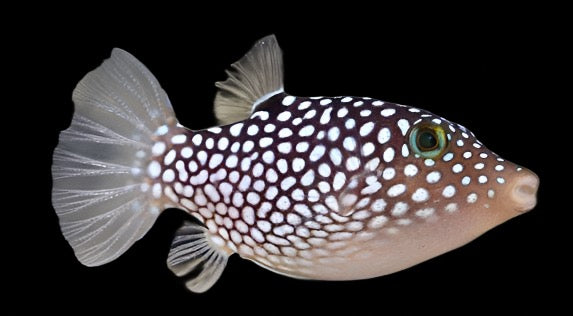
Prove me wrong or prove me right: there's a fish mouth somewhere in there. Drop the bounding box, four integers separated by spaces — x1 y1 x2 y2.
510 170 539 214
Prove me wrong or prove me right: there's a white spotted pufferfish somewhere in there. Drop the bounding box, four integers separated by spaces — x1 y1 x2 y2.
52 35 539 293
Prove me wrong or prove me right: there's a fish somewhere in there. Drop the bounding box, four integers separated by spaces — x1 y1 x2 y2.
52 35 539 293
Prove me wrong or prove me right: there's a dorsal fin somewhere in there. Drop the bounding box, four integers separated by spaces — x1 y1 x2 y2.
214 35 284 125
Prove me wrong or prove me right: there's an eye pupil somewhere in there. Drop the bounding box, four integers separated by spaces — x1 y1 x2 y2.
417 130 438 151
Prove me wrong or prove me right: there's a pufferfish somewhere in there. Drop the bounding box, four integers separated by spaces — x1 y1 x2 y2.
52 35 539 293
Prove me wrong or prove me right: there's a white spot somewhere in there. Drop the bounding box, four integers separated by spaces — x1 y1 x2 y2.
152 142 166 156
337 107 349 118
333 172 346 191
416 208 435 218
242 206 255 225
276 196 291 210
225 155 238 168
216 138 228 151
445 203 458 213
424 159 435 167
172 134 186 144
247 125 259 136
345 119 356 129
353 101 364 107
478 175 488 184
278 142 292 154
442 185 456 198
360 109 371 117
242 140 254 152
320 99 332 105
373 100 384 106
251 111 269 121
282 95 296 106
318 163 331 177
208 126 222 134
262 151 275 164
310 145 326 161
240 157 251 171
252 163 264 177
281 177 297 190
461 176 471 186
180 147 193 159
383 147 395 162
391 202 409 216
381 108 396 117
362 142 375 156
442 153 454 162
264 124 276 133
188 160 198 172
467 193 478 203
382 168 396 180
298 100 312 110
301 170 315 186
452 164 463 173
304 109 317 119
404 164 418 177
474 163 485 170
495 164 505 171
147 161 161 178
278 128 293 138
426 171 441 184
192 134 203 145
259 137 273 148
456 139 464 147
388 184 406 197
320 108 333 125
371 199 387 212
209 154 224 169
463 151 472 159
276 159 288 173
401 144 410 157
341 97 353 103
345 157 360 171
250 228 265 243
366 157 380 171
397 119 410 135
359 122 375 137
231 142 240 153
328 127 340 141
229 123 244 137
488 189 495 198
232 192 244 207
368 215 388 229
377 128 391 144
296 142 309 152
473 143 482 149
330 148 342 165
432 118 442 124
497 177 506 184
343 137 357 151
156 125 168 136
278 111 291 122
164 150 176 165
412 188 430 202
197 151 208 165
292 158 305 172
162 169 175 182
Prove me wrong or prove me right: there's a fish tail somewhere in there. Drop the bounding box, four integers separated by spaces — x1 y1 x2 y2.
52 49 176 267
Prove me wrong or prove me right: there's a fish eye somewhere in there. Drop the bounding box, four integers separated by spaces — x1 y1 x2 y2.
409 124 448 159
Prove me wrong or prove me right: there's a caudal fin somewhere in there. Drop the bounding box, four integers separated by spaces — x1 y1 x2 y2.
52 49 176 266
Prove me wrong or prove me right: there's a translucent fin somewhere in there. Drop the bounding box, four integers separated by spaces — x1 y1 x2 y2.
167 222 230 293
214 34 284 125
52 49 177 266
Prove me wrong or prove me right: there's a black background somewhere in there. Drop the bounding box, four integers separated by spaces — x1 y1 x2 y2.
12 9 567 314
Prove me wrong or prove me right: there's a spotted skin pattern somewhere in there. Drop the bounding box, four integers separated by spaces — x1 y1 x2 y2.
146 93 520 278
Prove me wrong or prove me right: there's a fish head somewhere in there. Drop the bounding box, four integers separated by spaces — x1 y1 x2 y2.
370 105 539 247
333 104 540 279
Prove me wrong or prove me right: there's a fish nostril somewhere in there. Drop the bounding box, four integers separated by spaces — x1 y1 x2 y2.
510 171 539 212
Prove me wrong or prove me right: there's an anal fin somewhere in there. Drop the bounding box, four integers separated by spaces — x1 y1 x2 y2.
167 222 231 293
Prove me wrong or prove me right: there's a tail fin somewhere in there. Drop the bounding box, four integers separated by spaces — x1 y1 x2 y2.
52 49 176 266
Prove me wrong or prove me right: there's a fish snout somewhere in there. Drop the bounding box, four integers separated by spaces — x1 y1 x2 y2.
509 169 539 213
